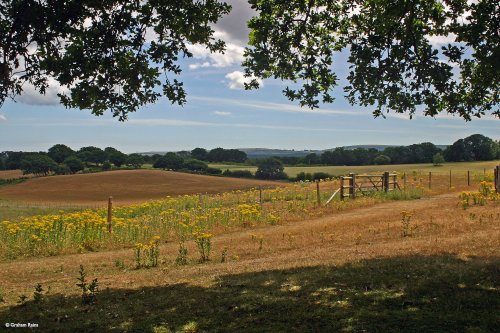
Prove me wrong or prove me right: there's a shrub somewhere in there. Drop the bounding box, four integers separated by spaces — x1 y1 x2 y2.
205 167 222 175
183 159 208 172
101 161 112 171
227 170 254 178
433 153 445 166
312 172 332 180
295 172 313 181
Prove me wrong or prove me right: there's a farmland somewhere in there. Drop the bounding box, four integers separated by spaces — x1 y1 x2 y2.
211 160 500 177
0 170 280 206
0 163 499 332
0 170 24 180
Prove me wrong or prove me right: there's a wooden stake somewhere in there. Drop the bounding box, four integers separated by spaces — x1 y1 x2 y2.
428 172 432 189
449 170 452 188
467 170 470 186
495 166 500 193
350 173 356 199
340 177 345 201
259 185 263 210
383 172 389 192
316 180 321 206
107 196 113 233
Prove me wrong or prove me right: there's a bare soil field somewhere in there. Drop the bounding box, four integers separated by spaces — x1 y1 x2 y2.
0 170 281 205
0 192 498 332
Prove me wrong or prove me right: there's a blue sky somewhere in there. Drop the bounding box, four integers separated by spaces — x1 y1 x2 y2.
1 1 498 154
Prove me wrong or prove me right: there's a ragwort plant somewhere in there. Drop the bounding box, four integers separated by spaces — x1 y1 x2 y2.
193 231 212 262
33 283 44 304
134 236 161 268
76 265 99 305
401 210 413 237
459 181 498 209
175 241 188 265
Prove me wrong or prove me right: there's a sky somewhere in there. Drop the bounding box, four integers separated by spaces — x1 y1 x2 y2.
0 1 499 154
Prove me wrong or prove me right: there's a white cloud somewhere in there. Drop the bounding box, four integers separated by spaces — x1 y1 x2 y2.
188 36 245 69
191 95 362 116
213 111 232 116
16 77 67 106
188 62 211 70
426 33 458 46
225 71 262 90
0 114 6 122
123 117 398 133
127 119 213 126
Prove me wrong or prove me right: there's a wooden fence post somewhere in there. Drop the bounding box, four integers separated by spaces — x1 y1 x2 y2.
107 196 113 233
259 185 263 209
350 173 356 199
467 170 470 186
316 180 321 206
403 172 406 189
449 170 452 189
340 177 345 201
383 172 389 192
495 166 500 193
428 172 432 189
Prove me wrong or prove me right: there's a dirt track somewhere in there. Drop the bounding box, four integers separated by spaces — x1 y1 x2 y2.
0 170 281 205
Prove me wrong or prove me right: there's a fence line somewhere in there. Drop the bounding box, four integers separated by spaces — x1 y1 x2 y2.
1 168 498 213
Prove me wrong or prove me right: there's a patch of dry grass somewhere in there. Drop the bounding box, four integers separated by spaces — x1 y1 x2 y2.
0 170 25 180
0 191 498 331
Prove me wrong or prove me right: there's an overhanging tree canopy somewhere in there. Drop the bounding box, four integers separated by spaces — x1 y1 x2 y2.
243 0 499 120
1 1 498 121
0 0 230 120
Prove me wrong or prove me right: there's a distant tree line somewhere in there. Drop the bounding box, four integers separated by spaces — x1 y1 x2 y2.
189 147 247 163
151 152 221 175
0 145 149 176
251 135 500 167
0 145 251 177
0 135 498 178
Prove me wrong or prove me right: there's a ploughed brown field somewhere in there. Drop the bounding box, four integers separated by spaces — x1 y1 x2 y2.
0 170 281 205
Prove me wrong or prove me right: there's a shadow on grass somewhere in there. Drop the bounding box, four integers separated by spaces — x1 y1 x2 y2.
1 255 498 332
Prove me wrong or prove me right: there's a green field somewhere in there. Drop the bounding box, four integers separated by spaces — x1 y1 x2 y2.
211 160 500 177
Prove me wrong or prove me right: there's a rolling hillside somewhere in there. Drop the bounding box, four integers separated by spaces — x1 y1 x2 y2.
0 170 280 205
